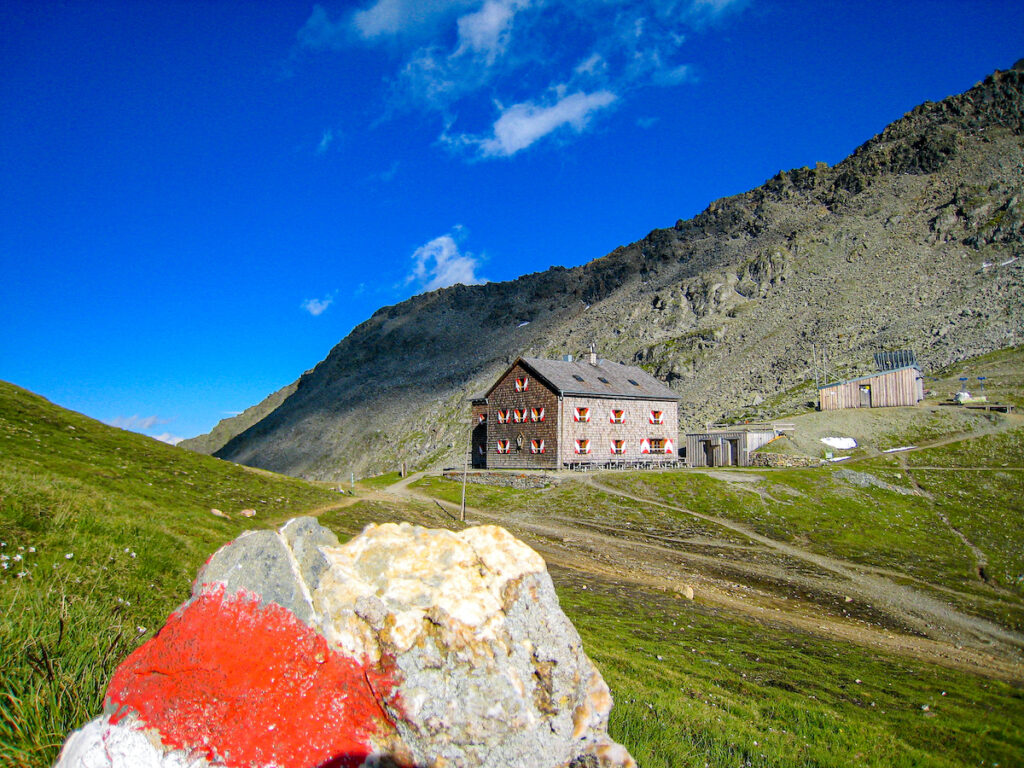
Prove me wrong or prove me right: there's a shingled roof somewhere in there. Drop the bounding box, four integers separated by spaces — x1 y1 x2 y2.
490 356 679 401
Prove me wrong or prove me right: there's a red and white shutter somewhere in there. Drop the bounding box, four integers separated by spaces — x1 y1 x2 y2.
664 438 674 455
640 438 651 454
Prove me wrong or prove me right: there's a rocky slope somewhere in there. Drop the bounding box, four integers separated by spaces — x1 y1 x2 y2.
198 62 1024 480
179 381 297 455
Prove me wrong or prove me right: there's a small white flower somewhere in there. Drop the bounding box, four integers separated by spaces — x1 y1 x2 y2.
117 597 124 604
124 548 130 553
136 626 146 634
1 554 8 562
2 562 8 570
16 571 27 578
130 552 136 558
12 554 22 562
64 553 73 560
28 547 35 553
18 546 24 552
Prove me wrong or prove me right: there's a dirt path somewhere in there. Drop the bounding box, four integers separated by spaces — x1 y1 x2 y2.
585 477 1024 651
381 474 1024 683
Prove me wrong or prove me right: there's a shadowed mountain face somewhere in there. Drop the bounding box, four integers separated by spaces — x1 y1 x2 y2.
197 64 1024 481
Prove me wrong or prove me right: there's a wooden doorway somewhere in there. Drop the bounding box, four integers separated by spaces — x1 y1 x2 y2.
702 440 715 467
725 438 740 466
859 384 872 408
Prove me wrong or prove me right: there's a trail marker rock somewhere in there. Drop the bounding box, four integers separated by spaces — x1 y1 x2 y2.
55 518 635 768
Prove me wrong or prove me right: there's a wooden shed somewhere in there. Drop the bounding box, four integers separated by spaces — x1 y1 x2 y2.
818 366 924 411
685 424 790 468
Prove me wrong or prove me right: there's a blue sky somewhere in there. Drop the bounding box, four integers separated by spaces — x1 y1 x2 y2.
2 1 1022 444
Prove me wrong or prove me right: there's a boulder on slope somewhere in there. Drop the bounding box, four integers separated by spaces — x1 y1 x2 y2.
55 518 635 768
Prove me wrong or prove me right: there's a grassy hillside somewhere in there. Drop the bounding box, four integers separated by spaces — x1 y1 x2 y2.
0 381 342 766
3 378 1023 768
409 427 1024 765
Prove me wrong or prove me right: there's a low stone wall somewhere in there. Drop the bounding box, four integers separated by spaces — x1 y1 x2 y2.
442 470 555 489
749 452 823 468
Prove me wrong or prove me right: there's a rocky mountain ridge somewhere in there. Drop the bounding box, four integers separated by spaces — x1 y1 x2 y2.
188 62 1024 480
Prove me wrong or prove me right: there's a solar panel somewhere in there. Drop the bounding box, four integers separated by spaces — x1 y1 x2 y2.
874 350 918 371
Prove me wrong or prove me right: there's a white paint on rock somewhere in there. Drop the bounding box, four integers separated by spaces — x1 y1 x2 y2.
54 714 209 768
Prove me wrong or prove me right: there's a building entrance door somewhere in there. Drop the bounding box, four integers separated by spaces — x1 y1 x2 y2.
703 441 715 467
859 385 872 408
726 438 740 466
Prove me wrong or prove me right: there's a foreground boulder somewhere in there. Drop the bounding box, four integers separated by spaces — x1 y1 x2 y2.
55 518 635 768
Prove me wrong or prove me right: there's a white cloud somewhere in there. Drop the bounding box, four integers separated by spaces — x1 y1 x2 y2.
316 129 335 154
407 230 485 291
352 0 476 39
691 0 747 15
653 63 693 86
455 0 527 63
377 160 400 182
574 53 606 78
107 414 169 430
153 433 185 446
296 1 747 158
455 89 616 158
301 294 335 316
297 4 349 50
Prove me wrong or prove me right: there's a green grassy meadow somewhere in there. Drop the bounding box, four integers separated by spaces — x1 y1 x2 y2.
0 382 342 766
2 378 1024 767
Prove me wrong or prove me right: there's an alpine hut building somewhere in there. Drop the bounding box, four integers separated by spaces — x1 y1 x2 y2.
472 349 680 469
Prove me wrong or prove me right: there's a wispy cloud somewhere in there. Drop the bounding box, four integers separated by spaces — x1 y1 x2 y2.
316 128 336 154
296 4 349 50
353 0 476 40
691 0 748 16
297 1 748 158
450 89 617 158
407 228 486 292
107 414 170 430
153 432 185 446
373 159 400 182
301 293 336 316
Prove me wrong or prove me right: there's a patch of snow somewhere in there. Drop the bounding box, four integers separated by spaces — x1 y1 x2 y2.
516 321 530 328
828 456 853 462
821 437 857 450
1000 257 1017 266
882 446 916 453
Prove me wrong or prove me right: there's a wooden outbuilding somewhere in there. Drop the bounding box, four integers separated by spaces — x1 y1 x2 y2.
472 352 680 469
818 365 924 411
685 424 792 468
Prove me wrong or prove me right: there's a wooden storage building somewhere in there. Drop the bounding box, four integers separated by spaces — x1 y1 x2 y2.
685 425 789 468
474 352 680 469
818 366 924 411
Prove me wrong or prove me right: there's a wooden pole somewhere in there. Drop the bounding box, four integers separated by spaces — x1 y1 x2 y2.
461 423 468 523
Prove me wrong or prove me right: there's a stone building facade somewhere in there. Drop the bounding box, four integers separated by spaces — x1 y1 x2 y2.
474 353 680 469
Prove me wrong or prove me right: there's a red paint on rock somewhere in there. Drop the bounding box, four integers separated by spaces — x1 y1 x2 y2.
106 585 402 768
